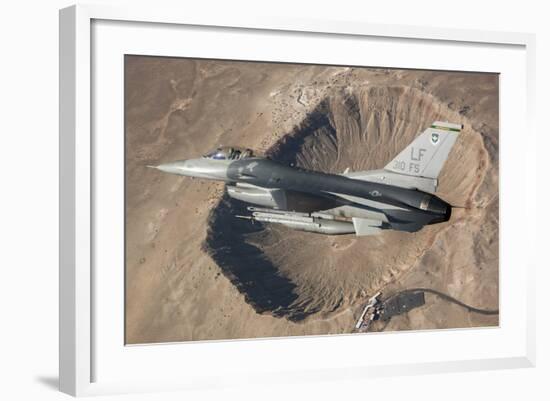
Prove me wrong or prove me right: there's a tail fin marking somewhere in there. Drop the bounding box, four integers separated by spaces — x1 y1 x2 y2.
384 121 462 180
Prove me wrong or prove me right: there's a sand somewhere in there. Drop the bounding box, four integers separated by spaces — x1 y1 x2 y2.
124 56 498 344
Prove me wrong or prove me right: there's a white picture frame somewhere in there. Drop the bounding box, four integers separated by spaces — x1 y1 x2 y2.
59 4 536 397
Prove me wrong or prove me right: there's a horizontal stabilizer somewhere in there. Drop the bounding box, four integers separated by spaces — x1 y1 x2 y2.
352 218 382 236
389 221 424 233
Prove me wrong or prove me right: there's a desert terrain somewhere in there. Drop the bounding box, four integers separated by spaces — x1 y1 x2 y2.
124 55 499 343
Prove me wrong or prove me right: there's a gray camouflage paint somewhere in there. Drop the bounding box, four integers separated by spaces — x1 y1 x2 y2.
150 121 460 235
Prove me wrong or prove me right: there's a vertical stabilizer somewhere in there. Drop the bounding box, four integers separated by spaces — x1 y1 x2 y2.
384 121 462 180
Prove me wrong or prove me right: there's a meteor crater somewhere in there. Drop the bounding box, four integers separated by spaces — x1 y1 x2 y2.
203 85 488 322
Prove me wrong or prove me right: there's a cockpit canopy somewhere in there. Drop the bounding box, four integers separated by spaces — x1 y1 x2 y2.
202 146 256 161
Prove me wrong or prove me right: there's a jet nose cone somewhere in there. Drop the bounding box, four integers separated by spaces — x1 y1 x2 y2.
148 161 187 175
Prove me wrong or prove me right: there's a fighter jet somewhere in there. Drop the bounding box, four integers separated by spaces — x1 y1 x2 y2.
150 121 462 236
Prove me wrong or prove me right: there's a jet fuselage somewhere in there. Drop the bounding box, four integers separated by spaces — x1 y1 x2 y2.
151 121 461 235
153 156 451 231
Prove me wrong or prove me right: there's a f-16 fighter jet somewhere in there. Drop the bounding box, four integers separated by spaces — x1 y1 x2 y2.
150 121 462 236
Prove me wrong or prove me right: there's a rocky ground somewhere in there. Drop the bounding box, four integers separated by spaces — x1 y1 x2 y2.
124 56 498 343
